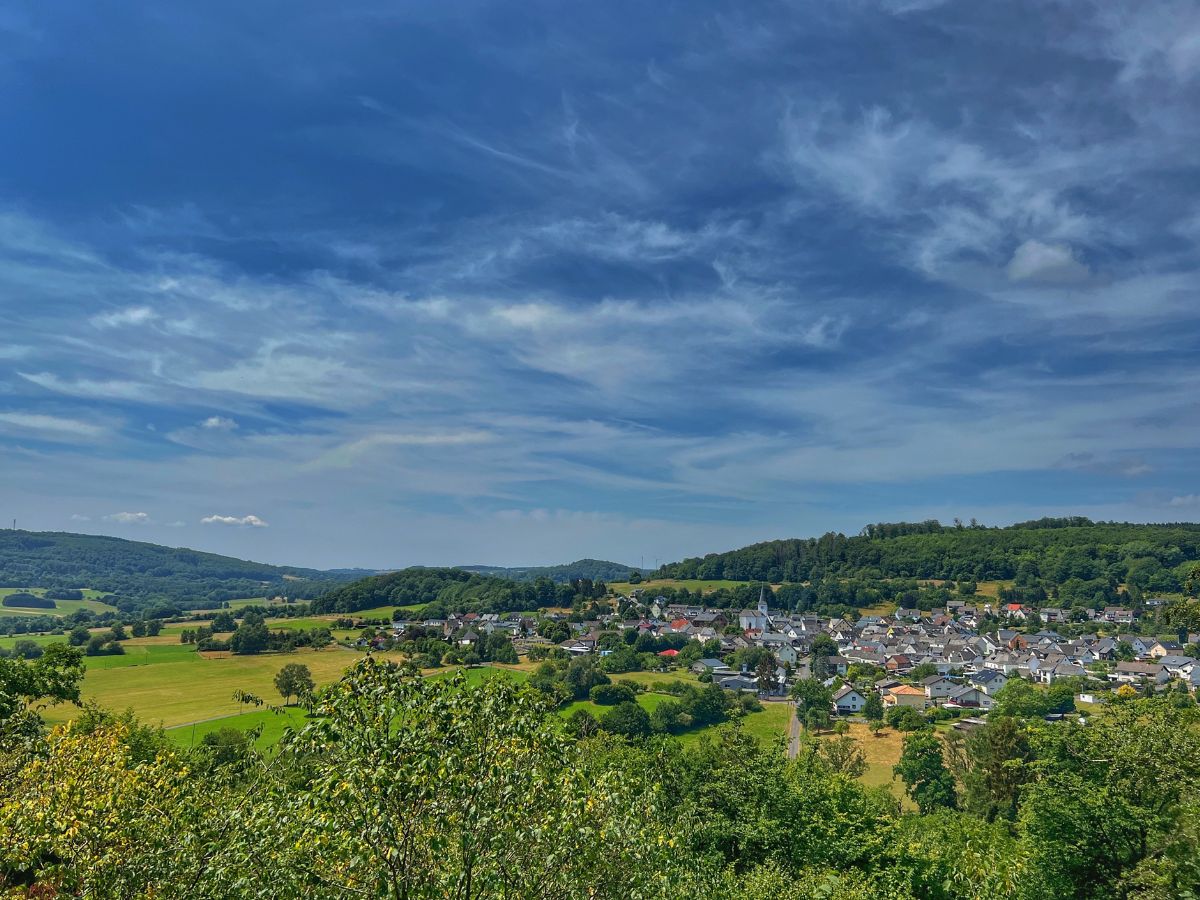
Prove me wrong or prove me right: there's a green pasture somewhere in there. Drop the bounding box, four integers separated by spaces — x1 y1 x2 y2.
0 586 119 618
166 706 313 750
608 579 759 596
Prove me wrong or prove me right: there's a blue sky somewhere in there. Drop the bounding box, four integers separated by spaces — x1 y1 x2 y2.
1 1 1199 568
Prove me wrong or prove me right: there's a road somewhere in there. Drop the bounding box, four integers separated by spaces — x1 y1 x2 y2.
786 701 800 758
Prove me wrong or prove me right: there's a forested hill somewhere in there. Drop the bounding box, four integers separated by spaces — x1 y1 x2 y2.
658 519 1200 593
0 530 354 611
457 558 646 583
310 566 611 616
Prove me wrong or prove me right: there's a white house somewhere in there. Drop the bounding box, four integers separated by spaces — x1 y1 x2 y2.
831 685 867 715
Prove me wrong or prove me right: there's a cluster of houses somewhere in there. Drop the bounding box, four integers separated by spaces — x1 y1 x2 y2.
616 592 1199 710
373 593 1200 712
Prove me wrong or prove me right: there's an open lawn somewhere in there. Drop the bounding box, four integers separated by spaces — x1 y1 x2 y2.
608 669 700 690
674 699 791 750
558 690 671 723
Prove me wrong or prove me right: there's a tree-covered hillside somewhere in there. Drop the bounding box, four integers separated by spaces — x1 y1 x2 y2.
0 531 352 613
457 558 646 584
659 519 1200 596
310 567 610 616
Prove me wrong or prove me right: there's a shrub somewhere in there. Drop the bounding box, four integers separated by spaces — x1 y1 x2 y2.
590 683 637 705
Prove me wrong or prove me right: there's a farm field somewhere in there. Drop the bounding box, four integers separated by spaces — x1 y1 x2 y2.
164 664 530 748
40 642 387 730
0 586 119 617
0 631 75 650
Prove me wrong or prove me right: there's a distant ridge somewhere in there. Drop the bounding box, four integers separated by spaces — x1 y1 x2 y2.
656 518 1200 588
456 558 648 584
0 530 358 613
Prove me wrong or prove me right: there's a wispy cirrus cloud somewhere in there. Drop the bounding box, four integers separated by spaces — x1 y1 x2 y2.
1 0 1199 566
0 411 107 439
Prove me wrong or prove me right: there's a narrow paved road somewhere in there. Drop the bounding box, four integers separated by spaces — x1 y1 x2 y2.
786 701 800 758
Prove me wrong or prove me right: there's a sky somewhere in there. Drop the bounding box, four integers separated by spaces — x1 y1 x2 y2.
1 0 1199 569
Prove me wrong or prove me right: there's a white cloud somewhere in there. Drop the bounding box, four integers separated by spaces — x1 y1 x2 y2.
309 430 495 469
0 412 106 438
69 513 90 522
1007 240 1092 285
201 415 238 430
201 514 269 527
104 511 150 525
91 306 157 329
1168 494 1200 507
19 371 151 401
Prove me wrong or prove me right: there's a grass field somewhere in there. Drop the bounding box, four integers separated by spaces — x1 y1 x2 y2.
40 642 383 730
350 604 425 620
608 579 771 596
0 586 119 618
162 664 529 748
0 632 73 650
224 597 270 609
166 706 313 750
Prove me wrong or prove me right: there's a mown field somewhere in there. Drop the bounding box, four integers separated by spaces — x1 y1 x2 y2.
40 638 383 730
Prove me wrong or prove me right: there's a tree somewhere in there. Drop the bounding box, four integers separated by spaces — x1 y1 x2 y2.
791 678 833 727
230 621 269 655
909 661 938 680
818 735 867 778
599 701 651 739
211 611 236 632
567 707 600 739
990 678 1073 720
755 652 778 694
884 704 925 732
805 707 830 732
958 716 1031 822
11 640 43 660
68 625 91 647
589 683 636 705
862 691 883 722
274 663 314 706
894 730 957 813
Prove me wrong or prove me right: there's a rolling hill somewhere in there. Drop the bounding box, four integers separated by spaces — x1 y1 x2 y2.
656 518 1200 594
0 530 355 613
456 558 647 583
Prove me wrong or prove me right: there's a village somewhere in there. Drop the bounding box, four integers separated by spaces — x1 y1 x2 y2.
382 588 1200 718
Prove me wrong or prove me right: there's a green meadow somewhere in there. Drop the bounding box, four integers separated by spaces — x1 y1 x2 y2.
0 586 119 617
607 578 769 596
